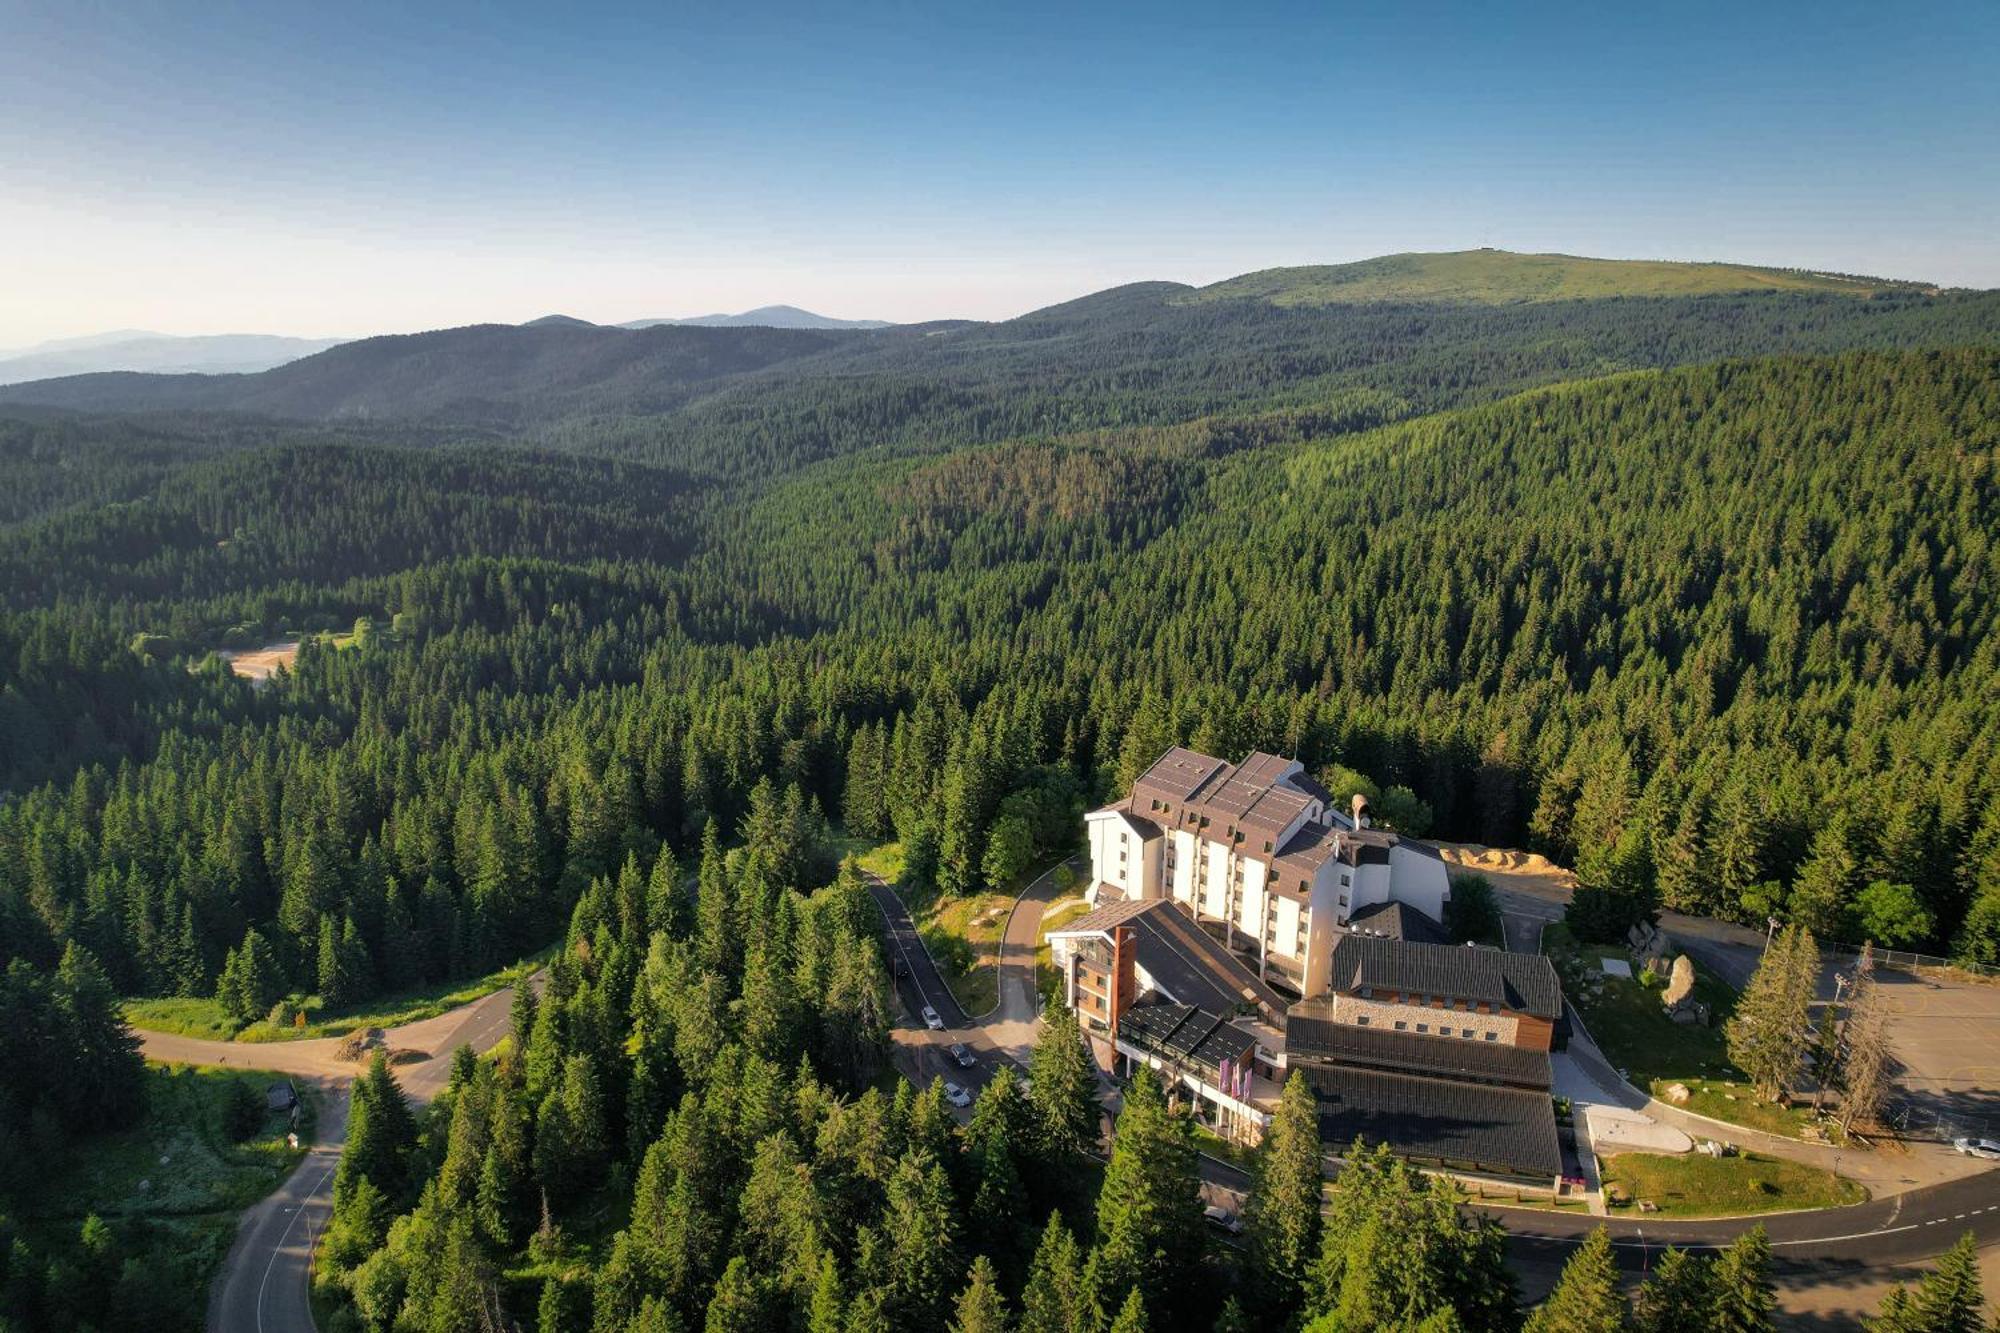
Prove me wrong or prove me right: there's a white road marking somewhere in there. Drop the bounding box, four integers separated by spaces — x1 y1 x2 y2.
257 1159 337 1333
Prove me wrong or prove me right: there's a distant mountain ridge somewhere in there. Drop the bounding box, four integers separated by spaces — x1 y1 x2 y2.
617 304 893 330
0 248 1983 439
0 332 348 385
1180 248 1940 307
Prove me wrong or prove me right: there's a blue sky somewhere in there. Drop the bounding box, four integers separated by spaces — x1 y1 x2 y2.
2 0 1995 342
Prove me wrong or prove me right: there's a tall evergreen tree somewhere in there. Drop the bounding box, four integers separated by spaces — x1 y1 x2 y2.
1088 1066 1203 1316
951 1254 1012 1333
1524 1227 1627 1332
1027 999 1100 1163
1248 1071 1324 1314
1710 1225 1777 1333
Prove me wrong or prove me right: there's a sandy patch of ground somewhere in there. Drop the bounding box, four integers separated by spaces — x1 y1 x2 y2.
1434 841 1577 901
218 640 299 685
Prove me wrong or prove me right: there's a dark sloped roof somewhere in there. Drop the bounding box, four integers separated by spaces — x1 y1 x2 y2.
1050 896 1157 936
1286 1006 1552 1089
1050 897 1284 1018
1134 903 1285 1017
1345 899 1447 945
1330 935 1562 1019
1119 1001 1258 1079
1304 1064 1561 1177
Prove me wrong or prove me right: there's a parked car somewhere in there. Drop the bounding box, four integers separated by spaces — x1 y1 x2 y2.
1203 1204 1243 1235
1952 1137 2000 1160
948 1042 977 1068
944 1081 973 1109
921 1005 944 1030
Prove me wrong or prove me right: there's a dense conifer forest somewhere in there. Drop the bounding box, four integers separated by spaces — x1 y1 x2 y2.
0 259 1997 1329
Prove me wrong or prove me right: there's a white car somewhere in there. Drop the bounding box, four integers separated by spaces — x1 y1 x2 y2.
944 1081 973 1109
921 1005 944 1030
1952 1137 2000 1160
1203 1204 1244 1235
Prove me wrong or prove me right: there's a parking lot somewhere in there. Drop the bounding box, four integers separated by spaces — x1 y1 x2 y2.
1874 968 2000 1141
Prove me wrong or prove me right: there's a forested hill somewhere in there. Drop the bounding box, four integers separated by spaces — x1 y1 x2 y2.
0 320 864 426
2 250 1996 482
3 311 1999 1329
1180 248 1936 307
2 345 1996 997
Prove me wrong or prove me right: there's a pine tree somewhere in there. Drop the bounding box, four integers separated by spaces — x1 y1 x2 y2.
1884 1232 1988 1333
1108 1287 1148 1333
951 1254 1012 1333
1634 1246 1713 1333
805 1254 845 1333
1027 999 1100 1162
1727 924 1815 1102
1710 1225 1777 1333
647 843 686 940
1248 1070 1324 1312
880 1150 962 1329
1089 1065 1203 1315
704 1255 773 1333
1019 1212 1089 1333
1524 1227 1627 1332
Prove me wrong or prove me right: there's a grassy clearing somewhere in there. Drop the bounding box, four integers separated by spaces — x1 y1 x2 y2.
26 1063 313 1329
827 829 911 887
1543 922 1824 1140
1601 1151 1865 1218
918 891 1013 1015
126 950 547 1043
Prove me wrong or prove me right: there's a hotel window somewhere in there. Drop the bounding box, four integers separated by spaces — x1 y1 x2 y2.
1355 1015 1370 1026
1415 1023 1428 1033
1393 1020 1406 1031
1483 1032 1497 1041
1263 840 1273 853
1460 1029 1475 1039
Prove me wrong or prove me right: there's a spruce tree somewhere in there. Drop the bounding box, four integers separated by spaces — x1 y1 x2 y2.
1108 1287 1149 1333
1019 1211 1089 1333
1524 1227 1627 1332
881 1149 962 1329
805 1254 845 1333
1895 1232 1988 1333
1727 925 1814 1102
1710 1225 1777 1333
1028 999 1100 1162
951 1254 1012 1333
1248 1070 1325 1313
1634 1246 1713 1333
1090 1066 1203 1316
1839 969 1892 1133
703 1255 772 1333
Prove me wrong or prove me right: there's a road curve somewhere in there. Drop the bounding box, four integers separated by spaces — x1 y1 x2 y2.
154 978 527 1333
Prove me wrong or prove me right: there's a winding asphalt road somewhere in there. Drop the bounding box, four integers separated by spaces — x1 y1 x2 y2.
145 978 525 1333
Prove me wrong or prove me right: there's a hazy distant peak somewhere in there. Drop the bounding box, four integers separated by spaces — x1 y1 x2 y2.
521 314 600 328
0 331 348 386
620 305 893 331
